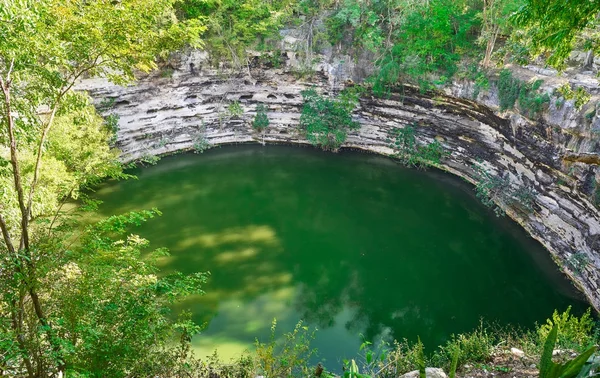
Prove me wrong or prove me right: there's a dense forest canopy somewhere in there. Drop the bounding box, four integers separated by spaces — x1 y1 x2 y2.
1 0 600 376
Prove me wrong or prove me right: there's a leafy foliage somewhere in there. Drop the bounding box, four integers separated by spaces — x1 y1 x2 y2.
512 0 600 69
175 0 295 65
472 162 536 216
0 1 208 376
254 319 317 378
538 307 596 353
299 88 360 151
557 84 591 111
432 325 495 371
252 103 270 132
389 124 447 168
539 323 596 378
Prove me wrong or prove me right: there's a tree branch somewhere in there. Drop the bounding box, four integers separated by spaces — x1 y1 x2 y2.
0 74 29 252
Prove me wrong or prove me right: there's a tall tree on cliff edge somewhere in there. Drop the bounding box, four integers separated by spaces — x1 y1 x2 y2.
0 1 208 376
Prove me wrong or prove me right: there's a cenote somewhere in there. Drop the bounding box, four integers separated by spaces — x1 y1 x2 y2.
93 144 588 365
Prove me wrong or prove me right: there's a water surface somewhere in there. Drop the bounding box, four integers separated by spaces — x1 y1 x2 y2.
93 145 588 365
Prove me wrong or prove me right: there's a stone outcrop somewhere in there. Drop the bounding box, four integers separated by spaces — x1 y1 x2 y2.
77 49 600 312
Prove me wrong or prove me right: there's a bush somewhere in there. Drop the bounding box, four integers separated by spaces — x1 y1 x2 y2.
518 80 550 118
472 163 536 216
537 307 596 353
557 84 591 110
498 69 521 111
432 325 495 371
254 319 317 378
497 69 549 118
252 103 270 132
389 124 447 168
299 88 360 151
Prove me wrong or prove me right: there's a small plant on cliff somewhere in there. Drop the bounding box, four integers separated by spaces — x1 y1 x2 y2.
472 163 537 217
228 101 244 118
497 70 549 118
252 104 270 132
299 87 360 151
567 253 591 276
389 124 447 168
557 84 591 111
498 69 521 111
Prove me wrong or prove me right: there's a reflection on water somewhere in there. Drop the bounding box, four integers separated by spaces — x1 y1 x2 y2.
93 145 588 366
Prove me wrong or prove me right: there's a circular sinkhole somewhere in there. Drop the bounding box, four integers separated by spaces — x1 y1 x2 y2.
92 144 588 365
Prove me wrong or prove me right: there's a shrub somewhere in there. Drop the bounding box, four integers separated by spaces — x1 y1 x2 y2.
539 323 596 378
537 307 596 353
472 163 537 216
382 339 431 376
299 88 360 151
498 69 521 111
389 124 447 168
228 101 244 118
252 103 270 132
432 324 495 371
254 319 317 378
557 84 591 110
518 79 550 118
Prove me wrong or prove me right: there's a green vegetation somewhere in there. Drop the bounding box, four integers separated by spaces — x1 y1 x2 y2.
512 0 600 70
0 0 205 376
539 323 596 378
299 88 360 151
252 103 270 132
175 0 295 66
2 0 599 376
557 84 592 111
473 162 536 216
389 124 447 168
497 69 550 118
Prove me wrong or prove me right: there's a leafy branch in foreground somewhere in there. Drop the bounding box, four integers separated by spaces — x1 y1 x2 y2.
0 1 206 376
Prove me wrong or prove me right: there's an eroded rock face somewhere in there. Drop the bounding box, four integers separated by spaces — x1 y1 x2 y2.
77 50 600 312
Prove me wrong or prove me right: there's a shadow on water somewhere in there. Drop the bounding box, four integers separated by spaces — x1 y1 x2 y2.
92 144 589 365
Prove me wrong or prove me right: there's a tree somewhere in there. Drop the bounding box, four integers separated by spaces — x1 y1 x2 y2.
0 1 205 376
479 0 523 68
512 0 600 69
175 0 295 67
299 88 360 151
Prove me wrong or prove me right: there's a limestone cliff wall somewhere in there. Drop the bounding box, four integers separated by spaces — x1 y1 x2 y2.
77 50 600 311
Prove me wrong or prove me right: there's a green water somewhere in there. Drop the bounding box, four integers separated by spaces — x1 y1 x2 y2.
93 145 588 365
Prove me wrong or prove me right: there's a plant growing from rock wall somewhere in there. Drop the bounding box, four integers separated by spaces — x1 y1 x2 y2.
497 69 550 118
299 87 360 151
498 69 521 111
388 123 447 168
472 163 537 217
228 100 244 118
567 253 591 276
252 103 270 132
556 84 591 111
518 79 550 119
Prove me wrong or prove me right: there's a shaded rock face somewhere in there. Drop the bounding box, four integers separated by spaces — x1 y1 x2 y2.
78 50 600 312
